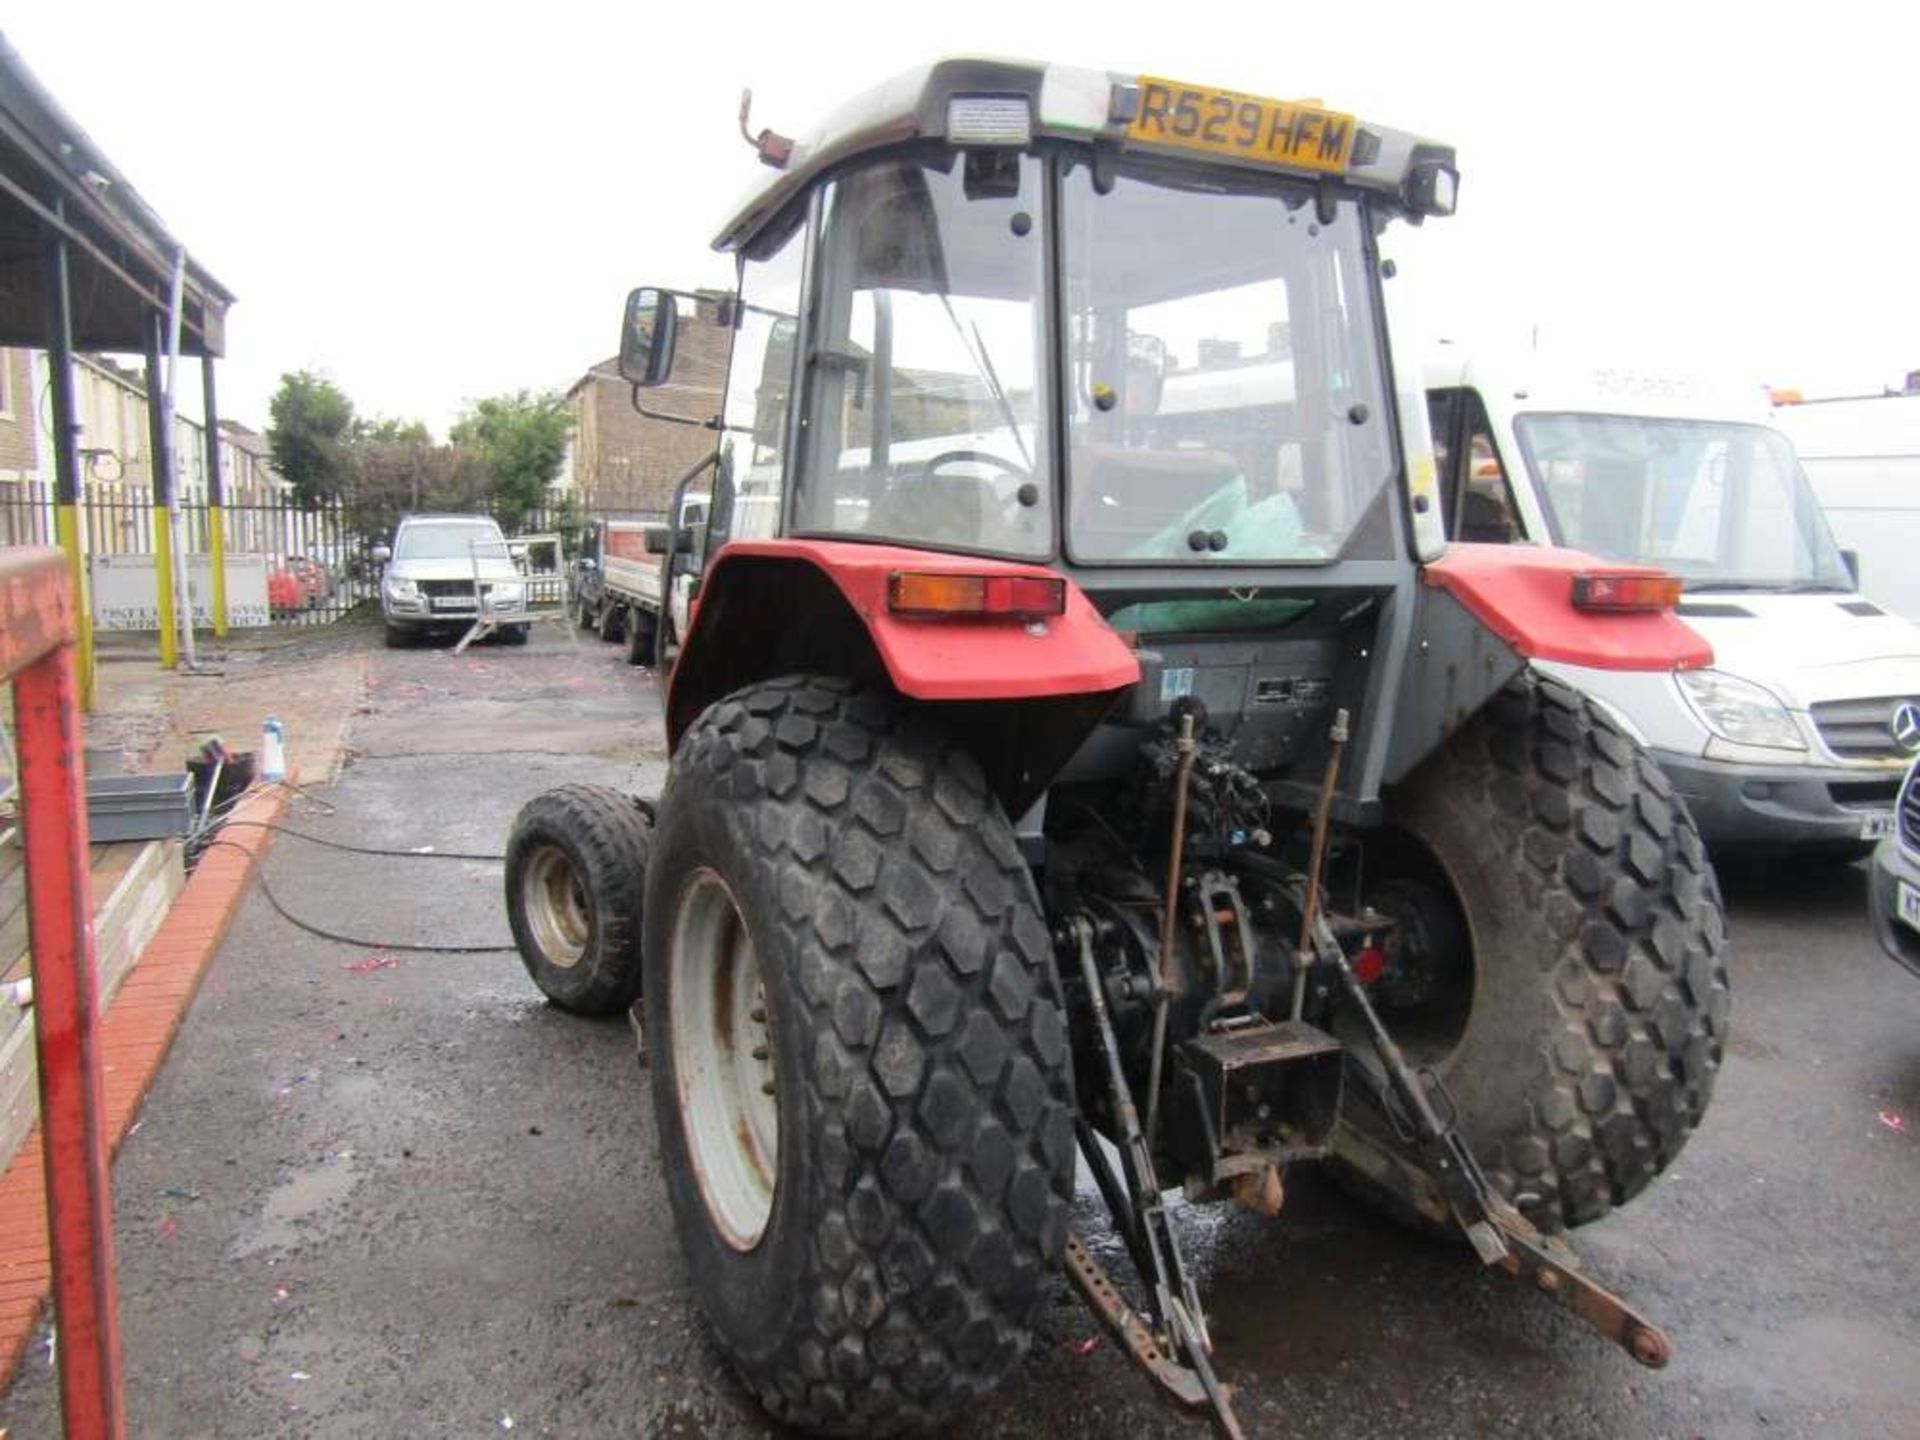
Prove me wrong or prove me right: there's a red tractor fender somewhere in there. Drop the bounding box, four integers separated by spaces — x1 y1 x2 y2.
664 541 1140 799
1421 544 1713 672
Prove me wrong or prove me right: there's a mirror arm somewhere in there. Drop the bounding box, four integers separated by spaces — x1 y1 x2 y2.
629 385 718 428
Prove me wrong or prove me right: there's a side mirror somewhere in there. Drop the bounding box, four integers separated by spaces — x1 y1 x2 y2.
577 556 598 571
643 525 671 556
619 287 678 387
371 544 392 563
1841 549 1861 588
673 525 697 556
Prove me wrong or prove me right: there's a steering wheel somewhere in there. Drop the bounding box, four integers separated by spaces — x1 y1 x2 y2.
919 449 1040 531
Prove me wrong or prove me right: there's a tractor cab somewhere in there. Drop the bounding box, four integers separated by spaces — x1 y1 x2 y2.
621 62 1504 809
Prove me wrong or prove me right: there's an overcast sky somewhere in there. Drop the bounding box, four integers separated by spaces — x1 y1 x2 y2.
10 2 1918 435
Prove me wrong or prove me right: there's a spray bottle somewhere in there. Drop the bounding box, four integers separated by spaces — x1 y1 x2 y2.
262 716 287 784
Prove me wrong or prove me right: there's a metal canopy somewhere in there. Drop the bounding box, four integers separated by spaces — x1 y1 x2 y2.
0 32 231 354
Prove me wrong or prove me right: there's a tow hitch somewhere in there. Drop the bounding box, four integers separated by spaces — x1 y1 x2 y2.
1320 912 1673 1370
1065 909 1672 1435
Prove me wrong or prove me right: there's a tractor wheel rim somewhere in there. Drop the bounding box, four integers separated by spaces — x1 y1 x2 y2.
523 843 591 969
670 868 778 1251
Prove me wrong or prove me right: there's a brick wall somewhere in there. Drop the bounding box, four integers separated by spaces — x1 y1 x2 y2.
568 296 733 513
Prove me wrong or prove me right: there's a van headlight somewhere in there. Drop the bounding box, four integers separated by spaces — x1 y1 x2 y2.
1677 670 1804 751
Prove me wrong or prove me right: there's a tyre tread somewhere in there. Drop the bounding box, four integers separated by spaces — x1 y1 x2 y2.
657 679 1073 1433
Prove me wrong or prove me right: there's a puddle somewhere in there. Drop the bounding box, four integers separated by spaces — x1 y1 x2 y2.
230 1152 363 1259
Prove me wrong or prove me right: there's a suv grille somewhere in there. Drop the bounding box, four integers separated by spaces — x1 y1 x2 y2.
1809 695 1920 761
1902 764 1920 852
419 579 476 599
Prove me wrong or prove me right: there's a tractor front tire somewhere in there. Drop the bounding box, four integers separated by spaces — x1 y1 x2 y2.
1348 671 1730 1233
597 600 624 644
504 784 650 1015
642 677 1076 1434
624 606 656 667
653 606 680 675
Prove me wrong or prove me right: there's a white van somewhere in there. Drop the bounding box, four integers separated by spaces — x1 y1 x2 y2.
1424 348 1920 852
1771 386 1920 622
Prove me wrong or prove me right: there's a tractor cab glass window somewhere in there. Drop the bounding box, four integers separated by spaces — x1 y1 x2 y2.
1515 414 1851 590
1060 157 1392 563
794 153 1050 559
713 215 807 552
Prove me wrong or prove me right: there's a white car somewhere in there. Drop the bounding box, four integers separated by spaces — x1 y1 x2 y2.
374 514 528 647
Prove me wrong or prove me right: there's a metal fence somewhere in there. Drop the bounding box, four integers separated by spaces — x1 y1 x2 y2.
0 481 667 632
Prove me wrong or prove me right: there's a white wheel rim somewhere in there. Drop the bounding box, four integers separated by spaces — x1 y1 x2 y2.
670 869 778 1250
523 844 590 968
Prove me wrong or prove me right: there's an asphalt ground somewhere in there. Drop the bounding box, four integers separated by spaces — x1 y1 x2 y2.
4 620 1917 1437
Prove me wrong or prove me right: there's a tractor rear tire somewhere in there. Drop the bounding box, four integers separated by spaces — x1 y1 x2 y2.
1345 670 1730 1233
642 677 1075 1435
504 784 650 1015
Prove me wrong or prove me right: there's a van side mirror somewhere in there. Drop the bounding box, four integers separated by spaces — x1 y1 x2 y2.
1841 549 1860 588
619 287 678 387
370 544 392 563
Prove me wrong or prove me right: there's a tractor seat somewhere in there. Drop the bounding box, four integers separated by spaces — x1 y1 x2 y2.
866 472 989 550
1075 444 1240 555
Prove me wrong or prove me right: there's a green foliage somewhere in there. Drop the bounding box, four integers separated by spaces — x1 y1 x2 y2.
356 415 434 445
450 391 574 533
550 490 588 554
267 371 355 507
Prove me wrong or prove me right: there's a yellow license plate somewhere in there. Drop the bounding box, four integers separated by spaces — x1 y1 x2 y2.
1127 76 1355 175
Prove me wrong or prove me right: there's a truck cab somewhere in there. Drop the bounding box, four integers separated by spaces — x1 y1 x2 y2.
1426 348 1920 851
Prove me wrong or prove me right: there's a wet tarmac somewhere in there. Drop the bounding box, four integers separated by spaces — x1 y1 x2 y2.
3 622 1916 1437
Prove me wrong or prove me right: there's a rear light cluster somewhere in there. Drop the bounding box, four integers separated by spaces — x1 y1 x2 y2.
887 571 1066 619
1570 571 1683 612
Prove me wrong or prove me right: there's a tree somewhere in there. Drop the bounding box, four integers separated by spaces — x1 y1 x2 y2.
267 371 355 507
356 415 433 446
344 438 492 553
450 390 574 533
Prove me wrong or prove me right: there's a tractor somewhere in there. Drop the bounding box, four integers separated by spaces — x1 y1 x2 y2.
504 59 1728 1437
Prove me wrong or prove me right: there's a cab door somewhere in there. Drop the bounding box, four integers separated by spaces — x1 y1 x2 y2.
1426 386 1524 544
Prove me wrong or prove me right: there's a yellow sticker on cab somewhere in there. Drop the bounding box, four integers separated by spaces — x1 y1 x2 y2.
1127 77 1355 175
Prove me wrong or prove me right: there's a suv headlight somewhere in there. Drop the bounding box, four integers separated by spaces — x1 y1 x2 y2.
1677 670 1805 751
385 575 419 600
488 583 525 607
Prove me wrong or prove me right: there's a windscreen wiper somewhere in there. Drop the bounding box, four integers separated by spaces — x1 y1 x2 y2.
937 294 1033 470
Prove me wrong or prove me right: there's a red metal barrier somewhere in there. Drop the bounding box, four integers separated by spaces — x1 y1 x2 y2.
2 548 124 1437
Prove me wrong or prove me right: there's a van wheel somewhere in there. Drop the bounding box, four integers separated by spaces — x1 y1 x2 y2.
1342 671 1731 1233
643 677 1075 1433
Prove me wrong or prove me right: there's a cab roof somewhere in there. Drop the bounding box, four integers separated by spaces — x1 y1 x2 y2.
714 56 1456 253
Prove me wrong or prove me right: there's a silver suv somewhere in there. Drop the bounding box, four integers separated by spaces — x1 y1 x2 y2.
374 514 528 647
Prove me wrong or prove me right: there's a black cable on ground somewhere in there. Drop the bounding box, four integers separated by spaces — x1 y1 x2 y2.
212 819 505 862
198 839 518 954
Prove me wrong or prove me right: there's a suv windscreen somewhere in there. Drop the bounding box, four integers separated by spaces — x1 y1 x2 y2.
1061 156 1392 563
1514 415 1852 591
394 522 503 561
